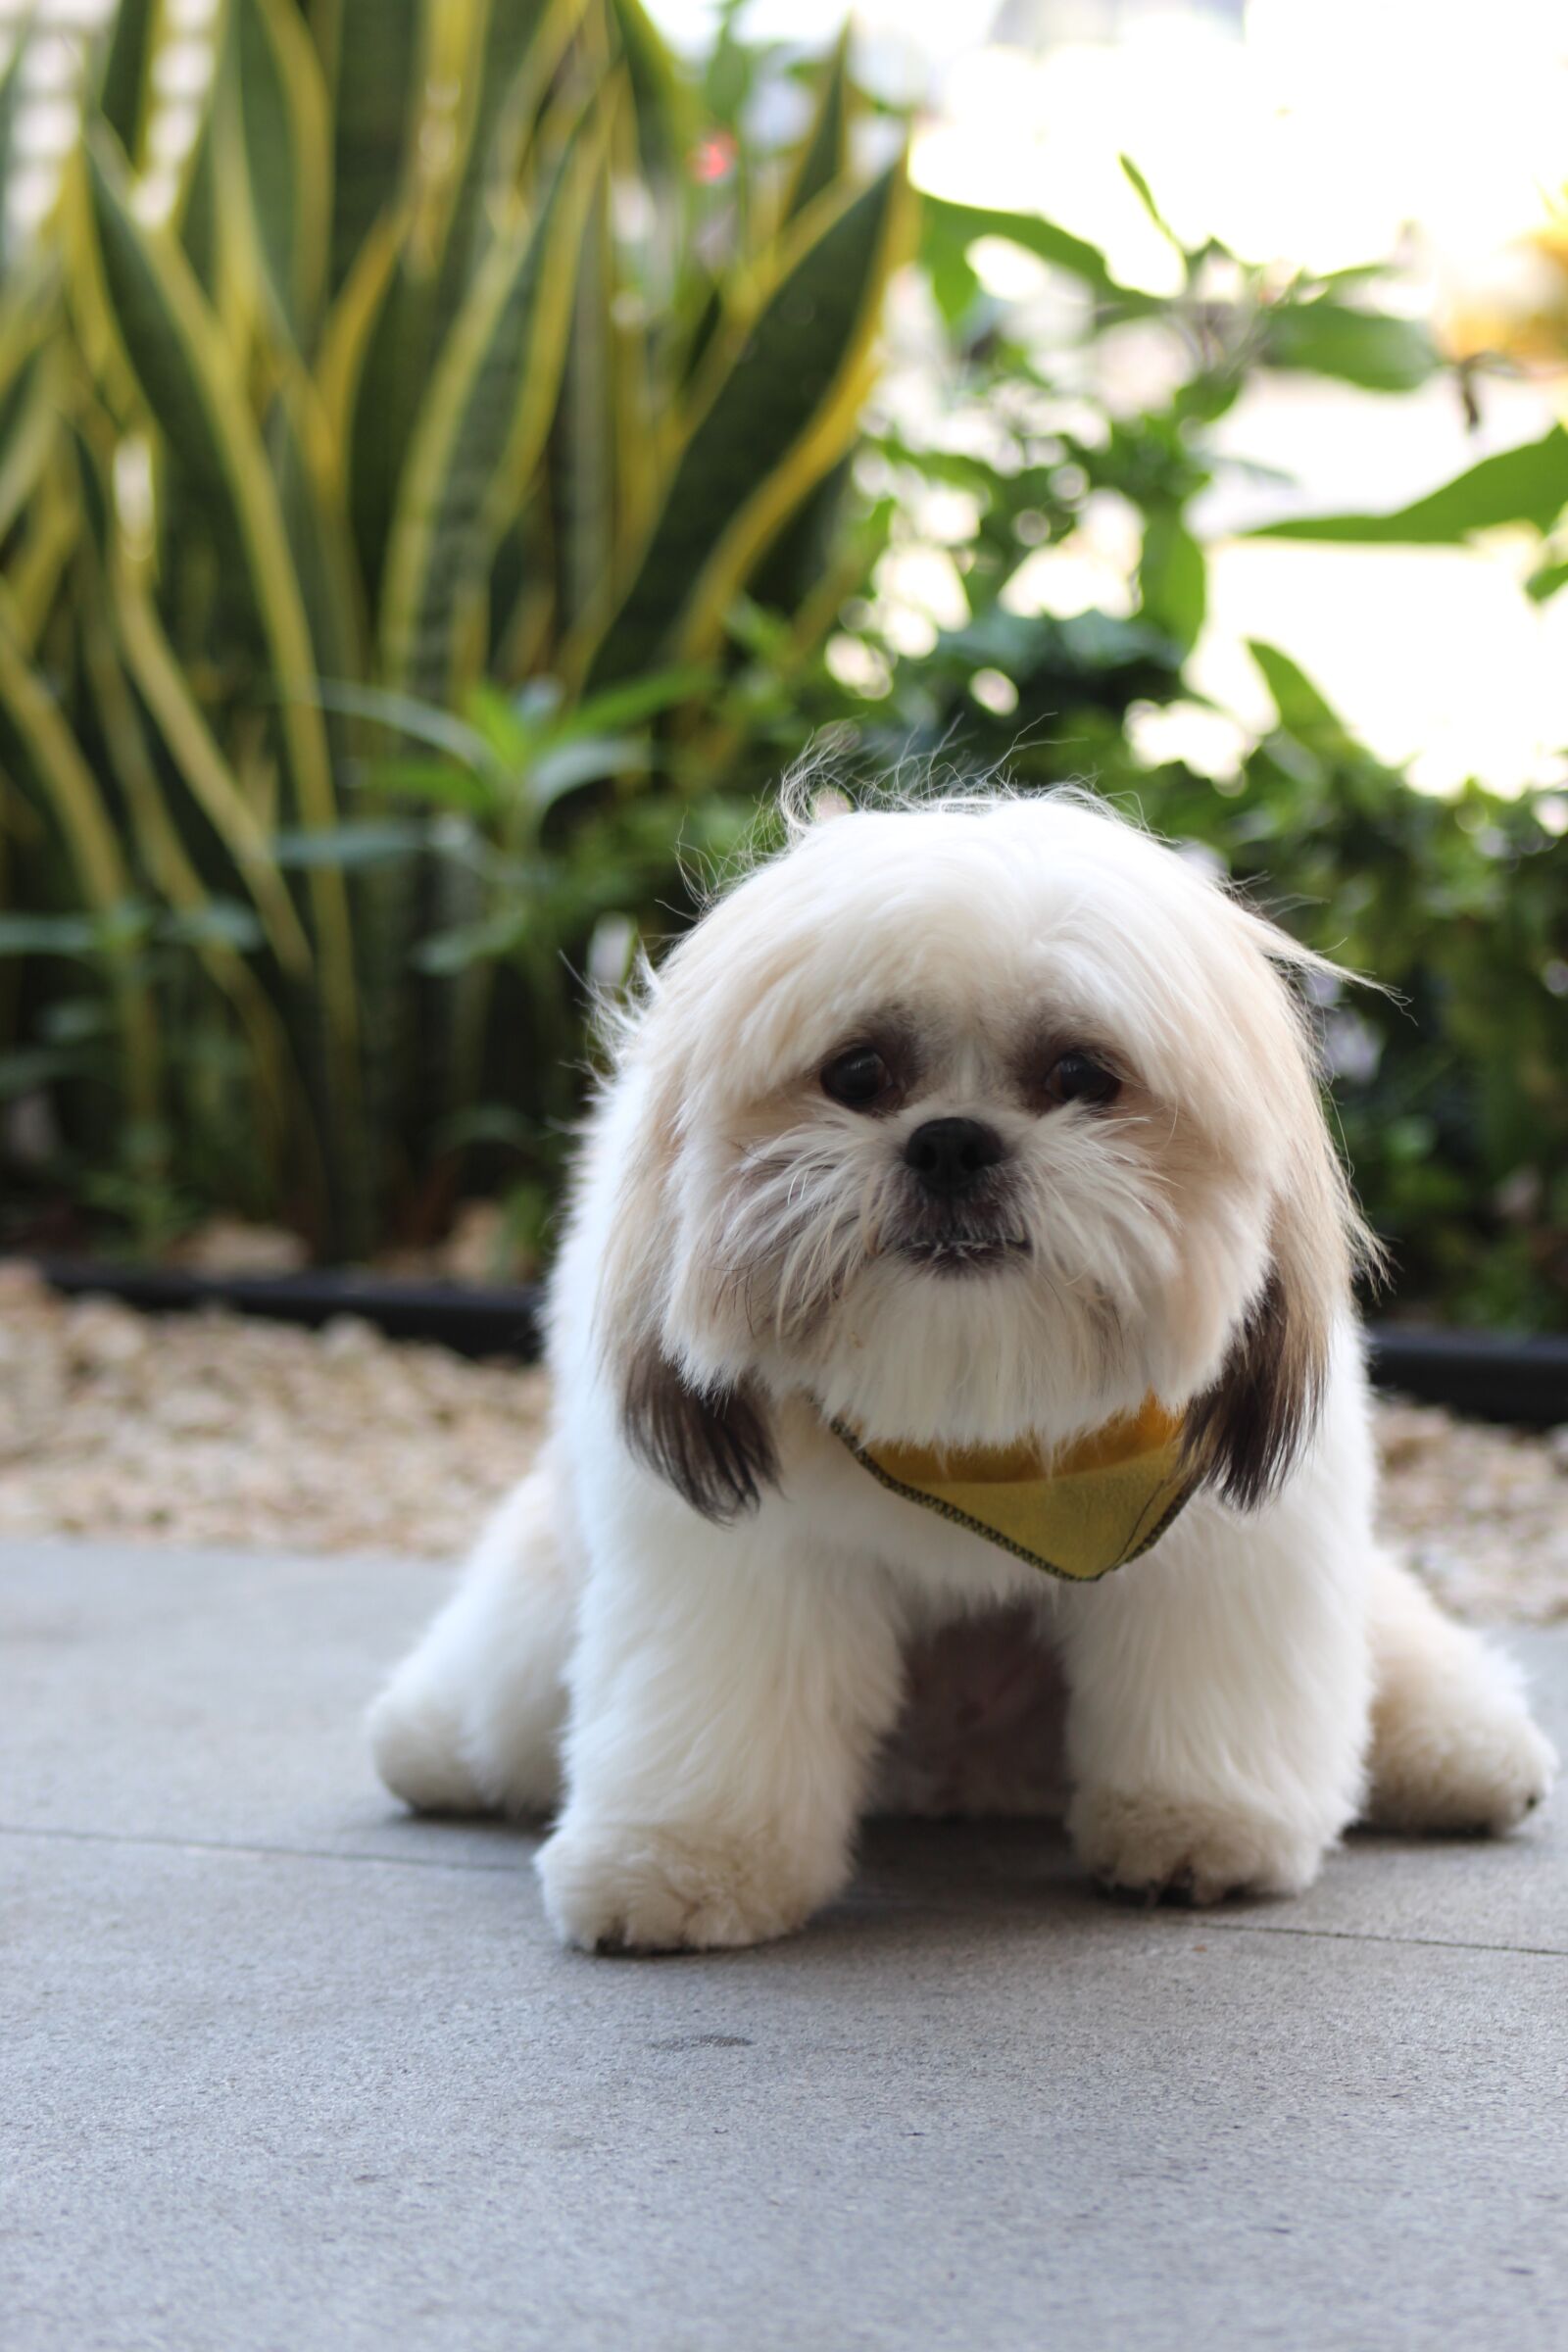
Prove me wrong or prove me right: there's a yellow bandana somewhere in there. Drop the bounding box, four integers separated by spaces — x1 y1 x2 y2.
828 1395 1195 1583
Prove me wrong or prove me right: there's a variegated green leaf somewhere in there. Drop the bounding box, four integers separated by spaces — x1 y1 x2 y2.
174 111 219 301
380 113 603 704
77 130 358 1061
267 359 368 688
0 333 54 546
97 0 159 171
0 581 159 1118
606 0 688 186
343 0 576 618
586 157 913 685
320 0 425 300
223 0 333 351
782 24 851 224
551 160 615 635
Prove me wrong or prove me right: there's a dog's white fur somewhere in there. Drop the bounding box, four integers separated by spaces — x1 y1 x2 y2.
369 788 1555 1948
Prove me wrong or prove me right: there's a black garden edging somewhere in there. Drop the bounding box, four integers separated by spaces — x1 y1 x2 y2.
25 1255 1568 1428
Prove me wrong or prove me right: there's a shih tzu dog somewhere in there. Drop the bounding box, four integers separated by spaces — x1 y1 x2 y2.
368 785 1554 1950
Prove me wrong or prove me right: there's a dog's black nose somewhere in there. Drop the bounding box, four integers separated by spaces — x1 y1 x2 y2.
904 1117 1004 1197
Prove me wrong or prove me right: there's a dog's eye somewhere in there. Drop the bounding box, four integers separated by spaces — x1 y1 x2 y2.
821 1044 894 1110
1044 1051 1120 1109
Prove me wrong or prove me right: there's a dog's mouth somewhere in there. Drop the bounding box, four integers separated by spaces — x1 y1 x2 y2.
898 1235 1031 1275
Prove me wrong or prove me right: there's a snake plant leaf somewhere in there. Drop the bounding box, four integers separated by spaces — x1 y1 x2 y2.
380 112 604 704
782 24 851 225
585 156 914 687
7 460 74 646
79 590 304 1194
606 0 690 189
65 420 314 981
0 583 159 1117
0 28 28 272
267 358 368 689
321 0 424 301
108 556 316 980
551 160 615 636
340 2 580 621
175 112 219 301
77 129 358 1062
224 0 333 352
97 0 159 169
429 0 564 356
0 335 54 546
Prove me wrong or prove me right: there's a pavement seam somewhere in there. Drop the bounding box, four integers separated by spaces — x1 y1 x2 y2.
4 1819 1568 1961
0 1819 528 1876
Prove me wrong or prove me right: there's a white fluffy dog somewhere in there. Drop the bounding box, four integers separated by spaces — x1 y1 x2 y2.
369 786 1554 1950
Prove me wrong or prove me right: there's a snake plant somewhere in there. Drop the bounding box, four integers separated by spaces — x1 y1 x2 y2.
0 0 912 1254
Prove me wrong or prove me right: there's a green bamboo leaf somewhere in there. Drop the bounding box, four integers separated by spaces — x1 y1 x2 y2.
76 131 357 1058
586 157 915 686
782 26 851 224
1249 425 1568 543
97 0 159 168
174 110 219 301
380 112 605 704
222 0 333 350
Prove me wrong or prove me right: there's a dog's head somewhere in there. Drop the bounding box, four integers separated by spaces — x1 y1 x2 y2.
599 786 1371 1519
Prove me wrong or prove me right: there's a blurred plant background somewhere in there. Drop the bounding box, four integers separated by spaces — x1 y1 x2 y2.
0 0 1564 1327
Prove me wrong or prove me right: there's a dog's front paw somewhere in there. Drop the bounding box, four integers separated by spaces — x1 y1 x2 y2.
1068 1786 1329 1906
536 1820 826 1953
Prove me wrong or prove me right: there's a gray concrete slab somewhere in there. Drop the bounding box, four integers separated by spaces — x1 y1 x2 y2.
5 1536 1568 2352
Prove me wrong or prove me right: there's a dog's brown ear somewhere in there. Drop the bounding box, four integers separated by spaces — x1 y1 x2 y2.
1182 1258 1324 1509
1182 1147 1359 1510
621 1344 778 1522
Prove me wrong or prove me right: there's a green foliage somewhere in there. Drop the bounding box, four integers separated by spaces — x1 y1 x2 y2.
0 0 910 1258
683 180 1568 1330
1 22 1563 1325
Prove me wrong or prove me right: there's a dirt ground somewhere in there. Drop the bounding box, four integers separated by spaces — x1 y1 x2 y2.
2 1260 1564 1621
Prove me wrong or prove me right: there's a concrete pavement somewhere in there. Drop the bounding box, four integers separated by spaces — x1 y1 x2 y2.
6 1537 1568 2351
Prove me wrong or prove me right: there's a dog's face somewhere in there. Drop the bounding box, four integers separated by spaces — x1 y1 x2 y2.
603 791 1366 1517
